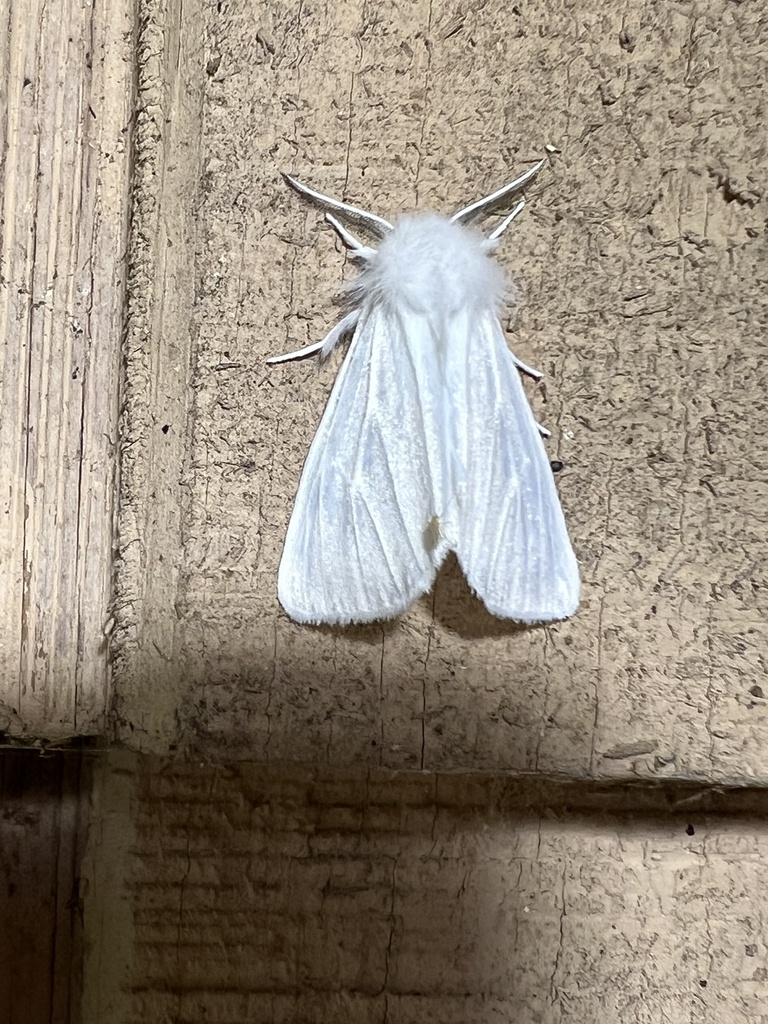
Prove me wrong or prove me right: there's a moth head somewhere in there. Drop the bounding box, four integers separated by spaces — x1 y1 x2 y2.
356 214 508 315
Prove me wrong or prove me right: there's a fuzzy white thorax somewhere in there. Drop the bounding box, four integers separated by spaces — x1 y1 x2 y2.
352 214 508 316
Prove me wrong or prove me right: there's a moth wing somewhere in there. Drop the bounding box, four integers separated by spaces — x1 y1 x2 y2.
277 307 448 624
452 313 580 622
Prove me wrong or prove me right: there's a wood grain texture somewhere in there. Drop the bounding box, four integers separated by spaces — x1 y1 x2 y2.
0 0 134 737
111 0 206 742
113 0 768 783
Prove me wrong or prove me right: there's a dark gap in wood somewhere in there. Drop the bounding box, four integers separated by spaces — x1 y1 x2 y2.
0 750 93 1024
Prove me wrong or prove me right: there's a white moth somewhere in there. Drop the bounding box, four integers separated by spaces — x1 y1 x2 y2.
268 164 580 625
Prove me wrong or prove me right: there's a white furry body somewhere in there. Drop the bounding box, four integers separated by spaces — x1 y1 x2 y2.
356 214 506 315
269 174 580 625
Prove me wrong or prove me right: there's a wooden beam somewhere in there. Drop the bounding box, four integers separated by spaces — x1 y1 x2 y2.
0 0 134 737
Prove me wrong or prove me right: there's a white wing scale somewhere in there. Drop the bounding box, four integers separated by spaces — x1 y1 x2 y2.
448 311 580 622
278 305 579 625
277 307 450 624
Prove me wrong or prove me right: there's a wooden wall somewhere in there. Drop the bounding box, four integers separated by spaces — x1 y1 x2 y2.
1 0 767 1021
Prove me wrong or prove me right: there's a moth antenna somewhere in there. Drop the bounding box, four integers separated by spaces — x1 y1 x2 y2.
451 160 544 224
283 173 393 237
325 213 377 260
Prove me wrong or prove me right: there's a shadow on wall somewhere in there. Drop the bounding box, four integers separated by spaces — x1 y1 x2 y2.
86 754 768 1024
318 554 534 642
5 750 768 1023
163 552 579 771
0 748 93 1024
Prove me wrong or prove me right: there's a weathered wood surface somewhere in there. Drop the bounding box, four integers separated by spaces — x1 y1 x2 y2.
82 755 768 1024
113 0 768 783
0 0 134 738
1 0 766 785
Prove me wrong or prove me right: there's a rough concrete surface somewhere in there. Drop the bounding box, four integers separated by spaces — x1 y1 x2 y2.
114 0 768 782
81 754 768 1024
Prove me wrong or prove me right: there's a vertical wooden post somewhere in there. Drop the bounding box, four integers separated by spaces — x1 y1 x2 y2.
0 0 134 737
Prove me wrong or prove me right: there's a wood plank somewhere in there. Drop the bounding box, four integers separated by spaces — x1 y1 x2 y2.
0 0 134 736
81 756 768 1023
110 0 205 738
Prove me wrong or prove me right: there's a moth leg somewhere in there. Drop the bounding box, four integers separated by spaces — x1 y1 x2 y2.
266 340 324 365
485 200 526 244
267 309 360 365
283 173 393 237
511 354 547 433
325 213 377 260
319 308 360 358
512 353 543 381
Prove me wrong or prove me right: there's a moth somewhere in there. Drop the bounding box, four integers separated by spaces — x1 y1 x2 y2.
268 164 580 625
